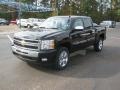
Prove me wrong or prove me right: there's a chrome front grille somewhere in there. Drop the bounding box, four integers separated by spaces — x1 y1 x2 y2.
13 37 39 51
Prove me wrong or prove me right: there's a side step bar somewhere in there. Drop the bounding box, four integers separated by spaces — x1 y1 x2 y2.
70 50 86 57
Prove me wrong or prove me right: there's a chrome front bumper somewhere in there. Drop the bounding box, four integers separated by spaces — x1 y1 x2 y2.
12 46 39 58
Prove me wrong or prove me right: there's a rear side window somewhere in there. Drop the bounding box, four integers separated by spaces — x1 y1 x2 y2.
83 18 92 28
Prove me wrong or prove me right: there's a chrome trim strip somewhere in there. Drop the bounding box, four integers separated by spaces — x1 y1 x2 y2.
87 37 95 41
72 40 87 45
81 33 90 36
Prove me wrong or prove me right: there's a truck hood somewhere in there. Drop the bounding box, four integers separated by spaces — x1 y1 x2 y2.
14 29 64 40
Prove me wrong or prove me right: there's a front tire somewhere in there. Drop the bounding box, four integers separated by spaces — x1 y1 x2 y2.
54 47 69 70
94 38 103 52
27 24 31 28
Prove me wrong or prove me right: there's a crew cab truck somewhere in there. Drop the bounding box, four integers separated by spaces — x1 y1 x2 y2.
11 16 106 70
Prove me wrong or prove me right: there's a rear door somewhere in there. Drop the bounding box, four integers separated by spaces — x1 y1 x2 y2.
82 18 95 46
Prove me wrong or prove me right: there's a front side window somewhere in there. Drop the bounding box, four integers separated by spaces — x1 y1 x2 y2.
83 18 92 28
73 19 83 28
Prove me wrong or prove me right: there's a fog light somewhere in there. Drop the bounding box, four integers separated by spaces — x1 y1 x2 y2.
41 58 48 62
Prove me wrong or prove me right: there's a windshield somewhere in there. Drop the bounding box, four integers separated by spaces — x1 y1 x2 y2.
39 17 70 30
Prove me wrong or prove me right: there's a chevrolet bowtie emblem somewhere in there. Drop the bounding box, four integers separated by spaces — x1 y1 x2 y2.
21 40 26 46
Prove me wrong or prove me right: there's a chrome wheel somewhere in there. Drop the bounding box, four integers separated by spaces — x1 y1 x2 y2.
59 50 68 67
99 40 103 50
27 25 31 28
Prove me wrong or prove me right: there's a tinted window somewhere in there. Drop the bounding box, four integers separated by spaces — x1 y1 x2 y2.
83 18 92 28
73 19 83 28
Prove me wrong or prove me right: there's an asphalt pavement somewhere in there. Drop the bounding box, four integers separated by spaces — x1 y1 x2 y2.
0 24 120 90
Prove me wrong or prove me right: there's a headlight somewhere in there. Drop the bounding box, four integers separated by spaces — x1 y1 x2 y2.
41 40 55 50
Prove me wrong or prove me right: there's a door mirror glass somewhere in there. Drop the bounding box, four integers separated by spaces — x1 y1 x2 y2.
74 26 84 30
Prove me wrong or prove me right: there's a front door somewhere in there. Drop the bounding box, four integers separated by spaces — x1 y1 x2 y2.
82 18 95 46
70 19 88 51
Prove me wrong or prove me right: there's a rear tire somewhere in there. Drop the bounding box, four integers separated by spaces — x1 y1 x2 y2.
94 38 103 52
54 47 69 70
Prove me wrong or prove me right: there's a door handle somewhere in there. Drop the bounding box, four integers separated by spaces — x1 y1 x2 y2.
81 33 90 36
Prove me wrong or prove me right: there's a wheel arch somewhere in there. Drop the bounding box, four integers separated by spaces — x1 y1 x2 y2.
58 42 71 52
99 33 105 40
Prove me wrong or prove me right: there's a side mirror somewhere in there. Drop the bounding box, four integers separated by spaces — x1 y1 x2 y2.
74 26 84 31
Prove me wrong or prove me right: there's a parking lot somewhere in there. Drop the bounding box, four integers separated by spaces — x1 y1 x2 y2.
0 23 120 90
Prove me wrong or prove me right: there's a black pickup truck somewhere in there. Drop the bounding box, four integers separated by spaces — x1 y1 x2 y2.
11 16 106 70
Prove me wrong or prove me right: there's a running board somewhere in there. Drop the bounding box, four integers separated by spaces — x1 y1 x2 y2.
70 50 86 57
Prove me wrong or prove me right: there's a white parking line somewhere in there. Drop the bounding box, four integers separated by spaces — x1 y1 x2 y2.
7 35 13 44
